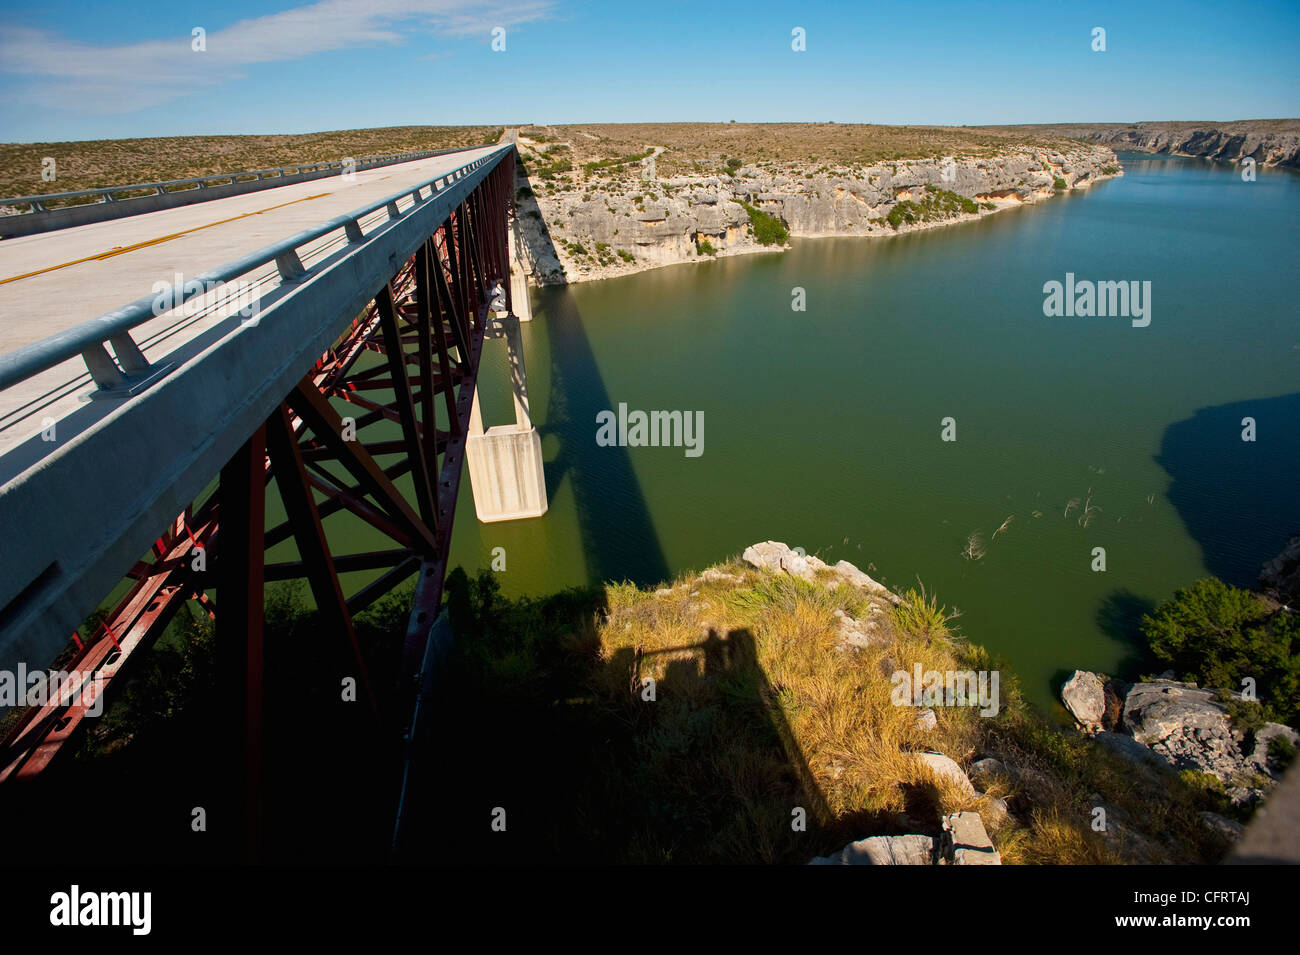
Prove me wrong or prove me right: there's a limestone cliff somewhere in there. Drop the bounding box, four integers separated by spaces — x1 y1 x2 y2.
998 120 1300 169
513 140 1121 284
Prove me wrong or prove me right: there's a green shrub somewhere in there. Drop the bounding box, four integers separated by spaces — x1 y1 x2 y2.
884 188 978 229
1142 578 1300 725
1053 177 1068 191
738 201 789 245
584 149 654 175
696 239 717 256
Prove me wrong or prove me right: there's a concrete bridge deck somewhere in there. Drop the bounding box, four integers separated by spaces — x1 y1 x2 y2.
0 145 499 465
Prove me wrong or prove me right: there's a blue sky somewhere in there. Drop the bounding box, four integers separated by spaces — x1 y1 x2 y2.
0 0 1297 142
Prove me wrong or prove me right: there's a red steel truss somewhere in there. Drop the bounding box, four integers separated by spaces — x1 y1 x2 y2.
0 155 516 843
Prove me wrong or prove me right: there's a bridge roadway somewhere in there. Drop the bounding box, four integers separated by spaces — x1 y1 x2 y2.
0 144 499 464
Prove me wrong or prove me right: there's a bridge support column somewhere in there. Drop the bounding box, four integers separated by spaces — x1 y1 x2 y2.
508 211 533 323
465 311 547 522
509 266 532 323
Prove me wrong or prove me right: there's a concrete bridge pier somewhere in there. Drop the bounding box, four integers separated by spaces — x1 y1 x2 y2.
465 304 547 522
508 215 533 322
509 266 532 323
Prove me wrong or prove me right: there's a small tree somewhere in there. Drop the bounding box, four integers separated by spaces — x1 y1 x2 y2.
1141 578 1300 726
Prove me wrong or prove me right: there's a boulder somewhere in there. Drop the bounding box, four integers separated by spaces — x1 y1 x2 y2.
1062 670 1106 731
809 834 935 865
984 796 1010 827
741 541 823 581
741 540 793 574
969 757 1007 787
941 811 1001 865
916 751 977 796
830 559 899 602
914 708 938 732
1122 681 1246 781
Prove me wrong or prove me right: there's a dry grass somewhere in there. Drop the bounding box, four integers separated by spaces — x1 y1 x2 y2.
519 122 1093 178
591 567 995 860
0 125 501 199
577 561 1230 864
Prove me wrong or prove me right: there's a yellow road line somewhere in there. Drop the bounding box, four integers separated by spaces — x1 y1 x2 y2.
0 191 333 286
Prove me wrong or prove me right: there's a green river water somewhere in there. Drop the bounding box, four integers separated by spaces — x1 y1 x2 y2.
430 153 1299 714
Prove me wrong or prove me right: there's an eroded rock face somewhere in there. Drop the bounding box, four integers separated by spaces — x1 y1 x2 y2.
1062 670 1107 732
1050 122 1300 168
1122 681 1246 781
516 145 1121 284
1095 680 1294 806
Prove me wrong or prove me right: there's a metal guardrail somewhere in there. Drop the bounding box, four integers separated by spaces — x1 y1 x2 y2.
0 145 509 395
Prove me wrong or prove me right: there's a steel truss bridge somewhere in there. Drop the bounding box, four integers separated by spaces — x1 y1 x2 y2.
0 143 523 857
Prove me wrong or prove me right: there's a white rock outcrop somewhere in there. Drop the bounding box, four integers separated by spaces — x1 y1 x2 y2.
1061 669 1107 732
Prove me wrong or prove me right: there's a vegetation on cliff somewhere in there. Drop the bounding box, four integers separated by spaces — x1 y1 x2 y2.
1141 577 1300 727
879 185 980 229
738 200 789 246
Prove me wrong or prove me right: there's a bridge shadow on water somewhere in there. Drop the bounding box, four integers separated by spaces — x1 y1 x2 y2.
515 169 670 588
533 287 671 587
1155 391 1300 589
1086 391 1300 685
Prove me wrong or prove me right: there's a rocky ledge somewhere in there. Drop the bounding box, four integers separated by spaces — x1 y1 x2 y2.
1060 669 1299 812
1038 121 1300 169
